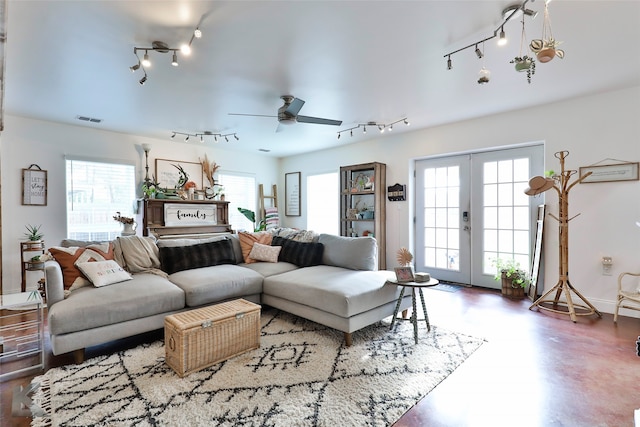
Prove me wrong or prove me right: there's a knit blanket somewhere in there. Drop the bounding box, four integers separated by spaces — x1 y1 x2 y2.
113 235 167 278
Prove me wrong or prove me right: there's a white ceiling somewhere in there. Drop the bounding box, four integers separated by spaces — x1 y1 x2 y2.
4 1 640 157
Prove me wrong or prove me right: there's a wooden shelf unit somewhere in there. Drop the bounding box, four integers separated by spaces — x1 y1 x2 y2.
339 162 386 270
20 241 46 293
142 199 233 238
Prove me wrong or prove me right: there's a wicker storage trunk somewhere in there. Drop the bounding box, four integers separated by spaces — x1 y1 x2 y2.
165 299 261 377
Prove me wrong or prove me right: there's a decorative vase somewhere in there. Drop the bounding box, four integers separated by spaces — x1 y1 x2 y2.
121 222 136 237
205 187 215 199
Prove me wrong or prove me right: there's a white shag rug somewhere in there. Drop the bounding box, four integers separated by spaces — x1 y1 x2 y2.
31 309 484 427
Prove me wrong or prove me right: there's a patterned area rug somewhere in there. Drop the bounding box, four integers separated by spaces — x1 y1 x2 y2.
31 310 485 427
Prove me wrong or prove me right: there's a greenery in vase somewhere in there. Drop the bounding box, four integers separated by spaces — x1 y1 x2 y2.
491 258 530 288
24 224 43 241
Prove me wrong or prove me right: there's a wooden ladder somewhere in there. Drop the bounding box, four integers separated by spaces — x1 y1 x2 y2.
258 184 277 219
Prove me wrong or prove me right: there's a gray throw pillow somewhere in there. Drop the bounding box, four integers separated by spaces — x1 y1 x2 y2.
318 234 378 271
158 238 236 275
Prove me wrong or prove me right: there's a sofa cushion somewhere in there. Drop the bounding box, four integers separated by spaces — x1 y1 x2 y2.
157 234 243 264
240 261 299 277
159 238 236 275
249 242 281 263
271 236 324 267
168 264 264 307
238 232 273 264
48 273 185 335
270 227 319 242
49 243 115 291
75 260 132 287
263 265 397 318
318 234 377 271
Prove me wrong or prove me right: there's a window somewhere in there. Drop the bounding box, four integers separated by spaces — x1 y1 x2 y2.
218 172 256 231
66 158 136 241
307 172 339 235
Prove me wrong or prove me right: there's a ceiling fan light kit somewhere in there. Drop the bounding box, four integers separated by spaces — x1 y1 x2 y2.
444 0 562 83
337 118 409 140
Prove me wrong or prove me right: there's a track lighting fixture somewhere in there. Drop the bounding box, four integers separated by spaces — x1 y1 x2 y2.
475 45 483 59
170 130 240 143
336 118 409 140
129 23 202 83
444 0 535 70
139 73 147 85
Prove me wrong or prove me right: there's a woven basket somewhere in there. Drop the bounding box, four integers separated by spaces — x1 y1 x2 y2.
165 299 261 377
501 273 525 299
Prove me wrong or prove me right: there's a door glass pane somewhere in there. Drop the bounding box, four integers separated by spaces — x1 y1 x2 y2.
422 166 460 272
482 157 531 276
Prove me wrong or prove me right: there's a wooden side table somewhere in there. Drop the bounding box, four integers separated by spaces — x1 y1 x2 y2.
388 278 439 344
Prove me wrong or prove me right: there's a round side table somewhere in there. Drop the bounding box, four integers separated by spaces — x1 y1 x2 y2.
387 278 439 344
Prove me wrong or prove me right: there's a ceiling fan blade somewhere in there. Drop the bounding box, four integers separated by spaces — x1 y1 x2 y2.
228 113 277 118
296 115 343 126
284 97 305 117
275 122 284 133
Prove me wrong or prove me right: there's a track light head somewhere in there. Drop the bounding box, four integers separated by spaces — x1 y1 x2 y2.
498 27 507 46
378 125 385 133
200 135 204 143
171 52 178 67
171 132 176 138
389 124 393 131
130 62 140 72
523 8 538 19
139 75 147 85
181 44 191 55
225 136 229 142
404 119 410 126
350 130 353 137
185 135 189 141
194 28 202 38
475 45 483 59
234 134 239 141
337 133 341 140
142 51 151 67
214 135 218 143
447 56 452 70
363 126 367 134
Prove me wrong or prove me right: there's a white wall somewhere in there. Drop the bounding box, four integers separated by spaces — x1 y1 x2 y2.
1 115 279 294
280 86 640 317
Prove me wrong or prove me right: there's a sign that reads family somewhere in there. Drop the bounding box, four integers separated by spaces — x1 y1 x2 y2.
164 203 217 227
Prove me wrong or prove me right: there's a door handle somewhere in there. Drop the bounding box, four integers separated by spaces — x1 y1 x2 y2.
463 225 471 231
463 211 469 222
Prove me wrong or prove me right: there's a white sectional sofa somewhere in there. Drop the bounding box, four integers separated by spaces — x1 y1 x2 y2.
44 230 412 362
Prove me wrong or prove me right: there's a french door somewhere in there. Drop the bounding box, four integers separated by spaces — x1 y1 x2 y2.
415 145 543 289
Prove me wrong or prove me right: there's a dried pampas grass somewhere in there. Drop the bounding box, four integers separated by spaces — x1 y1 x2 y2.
396 247 413 267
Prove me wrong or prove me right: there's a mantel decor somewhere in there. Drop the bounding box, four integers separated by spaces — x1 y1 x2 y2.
155 159 203 190
22 164 47 206
164 203 217 227
524 150 601 322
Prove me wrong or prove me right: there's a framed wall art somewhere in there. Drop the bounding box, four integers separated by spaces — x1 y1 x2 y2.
155 159 203 190
285 172 301 216
22 164 47 206
579 162 639 183
164 203 217 227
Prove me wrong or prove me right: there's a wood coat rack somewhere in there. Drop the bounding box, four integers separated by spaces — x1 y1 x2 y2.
528 151 602 322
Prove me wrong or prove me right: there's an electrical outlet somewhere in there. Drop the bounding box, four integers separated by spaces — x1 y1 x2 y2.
602 256 613 276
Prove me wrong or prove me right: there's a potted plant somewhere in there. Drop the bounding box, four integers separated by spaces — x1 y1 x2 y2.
529 2 565 63
24 224 43 242
492 258 530 299
510 56 536 84
113 212 136 236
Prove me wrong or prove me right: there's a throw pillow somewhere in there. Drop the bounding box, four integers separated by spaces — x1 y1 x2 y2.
248 242 281 263
158 238 236 275
318 234 377 271
271 236 324 267
49 243 115 291
75 260 132 287
264 206 280 230
238 231 273 264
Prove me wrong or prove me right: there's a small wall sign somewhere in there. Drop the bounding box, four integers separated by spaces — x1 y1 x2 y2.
22 164 47 206
164 203 217 227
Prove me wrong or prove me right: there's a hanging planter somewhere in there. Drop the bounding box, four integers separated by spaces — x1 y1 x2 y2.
477 67 491 84
510 56 536 83
510 16 536 84
529 1 564 63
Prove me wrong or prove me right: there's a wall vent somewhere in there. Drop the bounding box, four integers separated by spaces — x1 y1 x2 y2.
76 115 102 123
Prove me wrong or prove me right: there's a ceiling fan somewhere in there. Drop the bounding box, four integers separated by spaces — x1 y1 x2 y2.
229 95 342 131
